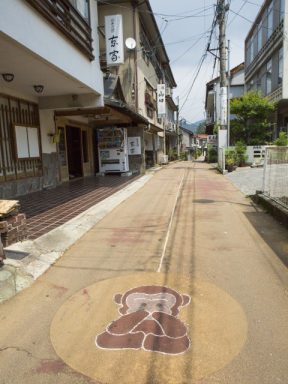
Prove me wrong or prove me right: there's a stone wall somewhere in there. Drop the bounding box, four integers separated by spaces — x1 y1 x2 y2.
42 152 60 188
0 152 60 199
128 127 145 175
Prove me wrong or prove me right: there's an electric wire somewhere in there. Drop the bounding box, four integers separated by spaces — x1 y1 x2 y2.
97 1 214 20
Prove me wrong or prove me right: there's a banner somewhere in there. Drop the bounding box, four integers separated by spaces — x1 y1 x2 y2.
157 84 166 118
220 87 227 126
105 15 124 66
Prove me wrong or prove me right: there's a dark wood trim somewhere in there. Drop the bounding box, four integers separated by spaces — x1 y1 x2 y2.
55 107 111 117
25 0 95 61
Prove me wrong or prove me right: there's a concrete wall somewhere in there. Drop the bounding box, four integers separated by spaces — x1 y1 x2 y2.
229 145 266 164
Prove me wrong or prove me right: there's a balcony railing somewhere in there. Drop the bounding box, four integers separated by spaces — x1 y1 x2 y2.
268 86 282 103
25 0 94 60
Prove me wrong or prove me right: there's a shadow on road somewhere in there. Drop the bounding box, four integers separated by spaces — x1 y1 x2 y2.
244 211 288 271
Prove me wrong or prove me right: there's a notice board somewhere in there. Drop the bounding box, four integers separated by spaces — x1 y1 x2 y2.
13 124 41 161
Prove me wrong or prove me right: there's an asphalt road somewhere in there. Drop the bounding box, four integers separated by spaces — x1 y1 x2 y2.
0 161 288 384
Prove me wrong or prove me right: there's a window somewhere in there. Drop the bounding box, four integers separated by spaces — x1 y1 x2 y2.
267 2 273 39
257 20 262 52
250 36 254 63
257 71 262 92
278 47 283 86
0 95 42 182
147 107 153 118
280 0 284 21
266 59 272 94
70 0 89 22
145 80 156 110
140 25 151 66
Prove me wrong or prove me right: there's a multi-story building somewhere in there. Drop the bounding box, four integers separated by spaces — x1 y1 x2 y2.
244 0 285 139
97 0 178 168
205 63 245 139
179 126 195 160
0 0 104 198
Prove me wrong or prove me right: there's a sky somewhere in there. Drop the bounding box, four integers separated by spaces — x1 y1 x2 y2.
149 0 265 125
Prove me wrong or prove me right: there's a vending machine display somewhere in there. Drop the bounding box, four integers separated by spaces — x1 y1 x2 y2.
98 127 129 173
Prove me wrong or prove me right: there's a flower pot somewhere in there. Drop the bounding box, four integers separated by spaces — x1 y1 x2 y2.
227 165 233 172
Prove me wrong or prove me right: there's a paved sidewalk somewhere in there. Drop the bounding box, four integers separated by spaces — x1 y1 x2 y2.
0 172 155 302
17 174 140 240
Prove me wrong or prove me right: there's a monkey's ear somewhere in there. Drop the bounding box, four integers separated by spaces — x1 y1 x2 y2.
113 293 123 305
182 294 191 307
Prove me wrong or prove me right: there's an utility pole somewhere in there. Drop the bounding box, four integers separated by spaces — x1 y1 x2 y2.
176 96 180 158
227 40 231 148
218 0 228 132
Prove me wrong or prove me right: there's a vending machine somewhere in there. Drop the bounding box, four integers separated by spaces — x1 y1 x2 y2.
98 127 129 173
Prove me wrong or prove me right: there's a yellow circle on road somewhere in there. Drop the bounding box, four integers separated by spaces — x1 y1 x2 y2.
51 273 248 383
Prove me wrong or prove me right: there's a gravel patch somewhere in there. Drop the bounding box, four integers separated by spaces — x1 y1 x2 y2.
224 167 264 195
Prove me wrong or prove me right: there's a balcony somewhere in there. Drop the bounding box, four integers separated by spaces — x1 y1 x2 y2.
268 86 282 103
25 0 94 60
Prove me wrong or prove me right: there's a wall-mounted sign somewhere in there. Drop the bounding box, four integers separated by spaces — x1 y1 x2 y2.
105 15 124 66
128 137 141 155
207 135 217 143
157 84 166 118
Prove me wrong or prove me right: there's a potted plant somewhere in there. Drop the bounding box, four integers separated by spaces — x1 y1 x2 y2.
226 158 234 172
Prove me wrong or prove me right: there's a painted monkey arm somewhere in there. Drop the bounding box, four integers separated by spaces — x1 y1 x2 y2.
107 311 148 335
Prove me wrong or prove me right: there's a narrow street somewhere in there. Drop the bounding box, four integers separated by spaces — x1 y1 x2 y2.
1 161 288 384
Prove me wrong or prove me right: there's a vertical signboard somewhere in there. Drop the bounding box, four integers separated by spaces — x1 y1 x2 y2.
105 15 124 66
157 84 166 118
220 87 227 126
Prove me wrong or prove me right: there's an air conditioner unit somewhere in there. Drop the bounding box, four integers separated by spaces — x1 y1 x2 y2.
166 87 171 97
167 121 173 130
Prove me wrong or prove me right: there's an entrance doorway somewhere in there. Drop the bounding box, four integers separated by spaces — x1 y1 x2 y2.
66 126 83 179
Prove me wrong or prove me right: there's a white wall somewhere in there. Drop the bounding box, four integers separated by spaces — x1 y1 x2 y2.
0 0 103 96
230 145 266 164
39 110 57 154
181 131 191 147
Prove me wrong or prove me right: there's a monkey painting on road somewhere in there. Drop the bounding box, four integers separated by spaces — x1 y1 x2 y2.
95 285 191 355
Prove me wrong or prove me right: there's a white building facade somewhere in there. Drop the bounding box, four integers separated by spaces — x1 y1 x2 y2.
0 0 103 197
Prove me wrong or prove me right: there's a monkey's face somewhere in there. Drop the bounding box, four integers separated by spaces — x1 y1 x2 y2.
126 292 176 315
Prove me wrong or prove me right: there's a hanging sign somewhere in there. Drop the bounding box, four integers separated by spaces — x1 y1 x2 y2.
157 84 166 118
105 15 124 66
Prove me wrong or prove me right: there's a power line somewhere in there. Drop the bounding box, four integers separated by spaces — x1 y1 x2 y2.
97 1 214 21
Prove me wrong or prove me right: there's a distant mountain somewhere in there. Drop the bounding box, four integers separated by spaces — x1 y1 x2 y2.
193 119 205 126
179 119 205 133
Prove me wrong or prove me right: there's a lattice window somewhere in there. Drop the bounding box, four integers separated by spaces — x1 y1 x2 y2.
0 95 42 182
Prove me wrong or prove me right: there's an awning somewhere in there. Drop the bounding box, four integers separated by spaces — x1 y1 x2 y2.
165 130 178 137
54 100 149 127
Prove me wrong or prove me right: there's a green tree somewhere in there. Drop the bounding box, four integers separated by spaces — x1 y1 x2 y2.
196 121 206 134
273 131 288 146
230 90 276 145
